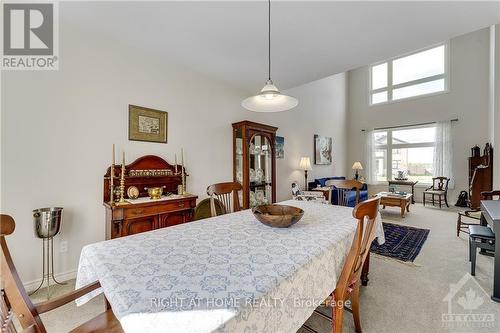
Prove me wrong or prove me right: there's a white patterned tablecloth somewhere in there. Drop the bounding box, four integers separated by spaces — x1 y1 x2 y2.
75 200 384 333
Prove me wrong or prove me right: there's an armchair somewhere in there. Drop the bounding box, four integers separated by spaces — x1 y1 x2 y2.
423 177 450 208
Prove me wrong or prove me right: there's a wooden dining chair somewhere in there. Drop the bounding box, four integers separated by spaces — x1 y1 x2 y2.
423 176 450 208
193 198 225 220
0 214 123 333
302 197 380 333
325 179 363 207
206 182 242 217
457 190 500 236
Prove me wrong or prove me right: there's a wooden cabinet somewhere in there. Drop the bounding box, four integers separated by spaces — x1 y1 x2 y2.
124 215 158 236
468 144 493 209
160 210 189 228
103 155 197 239
105 196 196 239
232 121 278 209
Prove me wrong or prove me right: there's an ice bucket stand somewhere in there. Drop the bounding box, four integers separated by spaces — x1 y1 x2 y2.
30 207 66 299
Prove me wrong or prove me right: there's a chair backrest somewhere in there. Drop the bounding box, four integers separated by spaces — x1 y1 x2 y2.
325 179 363 206
0 214 46 333
335 197 380 299
481 190 500 201
206 182 242 217
193 198 225 220
431 177 450 191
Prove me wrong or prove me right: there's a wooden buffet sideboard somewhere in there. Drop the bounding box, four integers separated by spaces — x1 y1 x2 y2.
104 195 197 239
103 155 197 239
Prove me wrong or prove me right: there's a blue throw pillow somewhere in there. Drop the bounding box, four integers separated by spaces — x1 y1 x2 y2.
316 178 328 187
316 176 346 187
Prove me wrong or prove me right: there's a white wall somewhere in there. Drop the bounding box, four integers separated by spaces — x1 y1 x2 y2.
254 74 348 199
1 24 347 285
347 28 491 202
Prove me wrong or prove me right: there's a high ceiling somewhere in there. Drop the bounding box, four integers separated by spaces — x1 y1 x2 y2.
62 1 500 92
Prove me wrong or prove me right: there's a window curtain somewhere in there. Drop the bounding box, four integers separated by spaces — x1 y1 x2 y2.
433 121 454 188
365 130 376 184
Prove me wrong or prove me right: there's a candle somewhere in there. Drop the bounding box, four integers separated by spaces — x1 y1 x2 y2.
111 144 115 184
110 144 115 203
181 148 185 195
181 148 184 177
122 151 125 177
175 153 178 173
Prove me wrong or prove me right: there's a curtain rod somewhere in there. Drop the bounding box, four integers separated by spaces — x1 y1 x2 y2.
360 118 459 132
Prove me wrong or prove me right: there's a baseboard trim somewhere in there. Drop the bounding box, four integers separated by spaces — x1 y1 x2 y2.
24 269 77 293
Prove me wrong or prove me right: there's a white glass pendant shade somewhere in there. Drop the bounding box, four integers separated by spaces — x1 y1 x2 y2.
242 80 299 112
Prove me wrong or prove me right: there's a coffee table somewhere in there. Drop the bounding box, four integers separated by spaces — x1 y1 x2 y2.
377 192 412 218
388 180 418 204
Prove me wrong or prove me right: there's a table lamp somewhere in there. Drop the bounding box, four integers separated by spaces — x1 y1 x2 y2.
299 157 312 190
352 161 363 180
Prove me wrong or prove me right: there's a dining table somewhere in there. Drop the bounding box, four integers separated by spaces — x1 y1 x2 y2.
75 200 385 333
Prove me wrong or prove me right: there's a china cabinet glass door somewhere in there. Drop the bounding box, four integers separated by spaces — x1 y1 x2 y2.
248 134 272 207
235 127 244 207
233 121 277 209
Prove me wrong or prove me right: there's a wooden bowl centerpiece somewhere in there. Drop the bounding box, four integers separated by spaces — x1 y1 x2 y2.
252 204 304 228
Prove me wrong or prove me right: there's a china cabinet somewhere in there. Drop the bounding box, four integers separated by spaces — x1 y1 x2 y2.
232 120 278 209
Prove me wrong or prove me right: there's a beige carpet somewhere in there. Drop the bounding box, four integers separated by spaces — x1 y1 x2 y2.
28 204 499 332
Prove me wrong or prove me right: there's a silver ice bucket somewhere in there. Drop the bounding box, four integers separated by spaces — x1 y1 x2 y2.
33 207 63 239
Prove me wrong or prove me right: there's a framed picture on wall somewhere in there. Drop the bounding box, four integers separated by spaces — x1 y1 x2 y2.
314 134 332 165
129 105 168 143
275 136 284 159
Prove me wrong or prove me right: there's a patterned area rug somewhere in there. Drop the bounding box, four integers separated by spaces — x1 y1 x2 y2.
370 222 430 262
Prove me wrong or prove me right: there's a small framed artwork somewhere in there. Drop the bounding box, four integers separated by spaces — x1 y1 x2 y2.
314 134 332 165
275 136 284 159
129 105 168 143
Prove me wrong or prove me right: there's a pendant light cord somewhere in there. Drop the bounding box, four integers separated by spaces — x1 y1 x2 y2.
268 0 271 81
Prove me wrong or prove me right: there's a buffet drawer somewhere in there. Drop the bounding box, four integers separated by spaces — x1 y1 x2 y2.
123 199 196 219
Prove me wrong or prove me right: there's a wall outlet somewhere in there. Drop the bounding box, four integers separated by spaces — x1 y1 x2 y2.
60 240 68 253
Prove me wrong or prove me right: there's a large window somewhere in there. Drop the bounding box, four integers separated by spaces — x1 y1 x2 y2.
370 44 448 105
373 125 436 184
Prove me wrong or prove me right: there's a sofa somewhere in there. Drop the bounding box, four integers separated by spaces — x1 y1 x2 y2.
309 176 368 207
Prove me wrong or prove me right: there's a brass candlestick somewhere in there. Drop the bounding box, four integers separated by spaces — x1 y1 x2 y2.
182 173 186 195
116 151 127 206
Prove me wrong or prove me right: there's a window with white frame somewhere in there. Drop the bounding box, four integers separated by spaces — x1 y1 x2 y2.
370 44 448 105
373 125 436 184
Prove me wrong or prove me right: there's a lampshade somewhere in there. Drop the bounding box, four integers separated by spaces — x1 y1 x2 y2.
299 157 312 171
352 162 363 170
242 80 299 112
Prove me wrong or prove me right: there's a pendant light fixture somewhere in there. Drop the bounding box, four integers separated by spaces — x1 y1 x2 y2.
242 0 298 112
